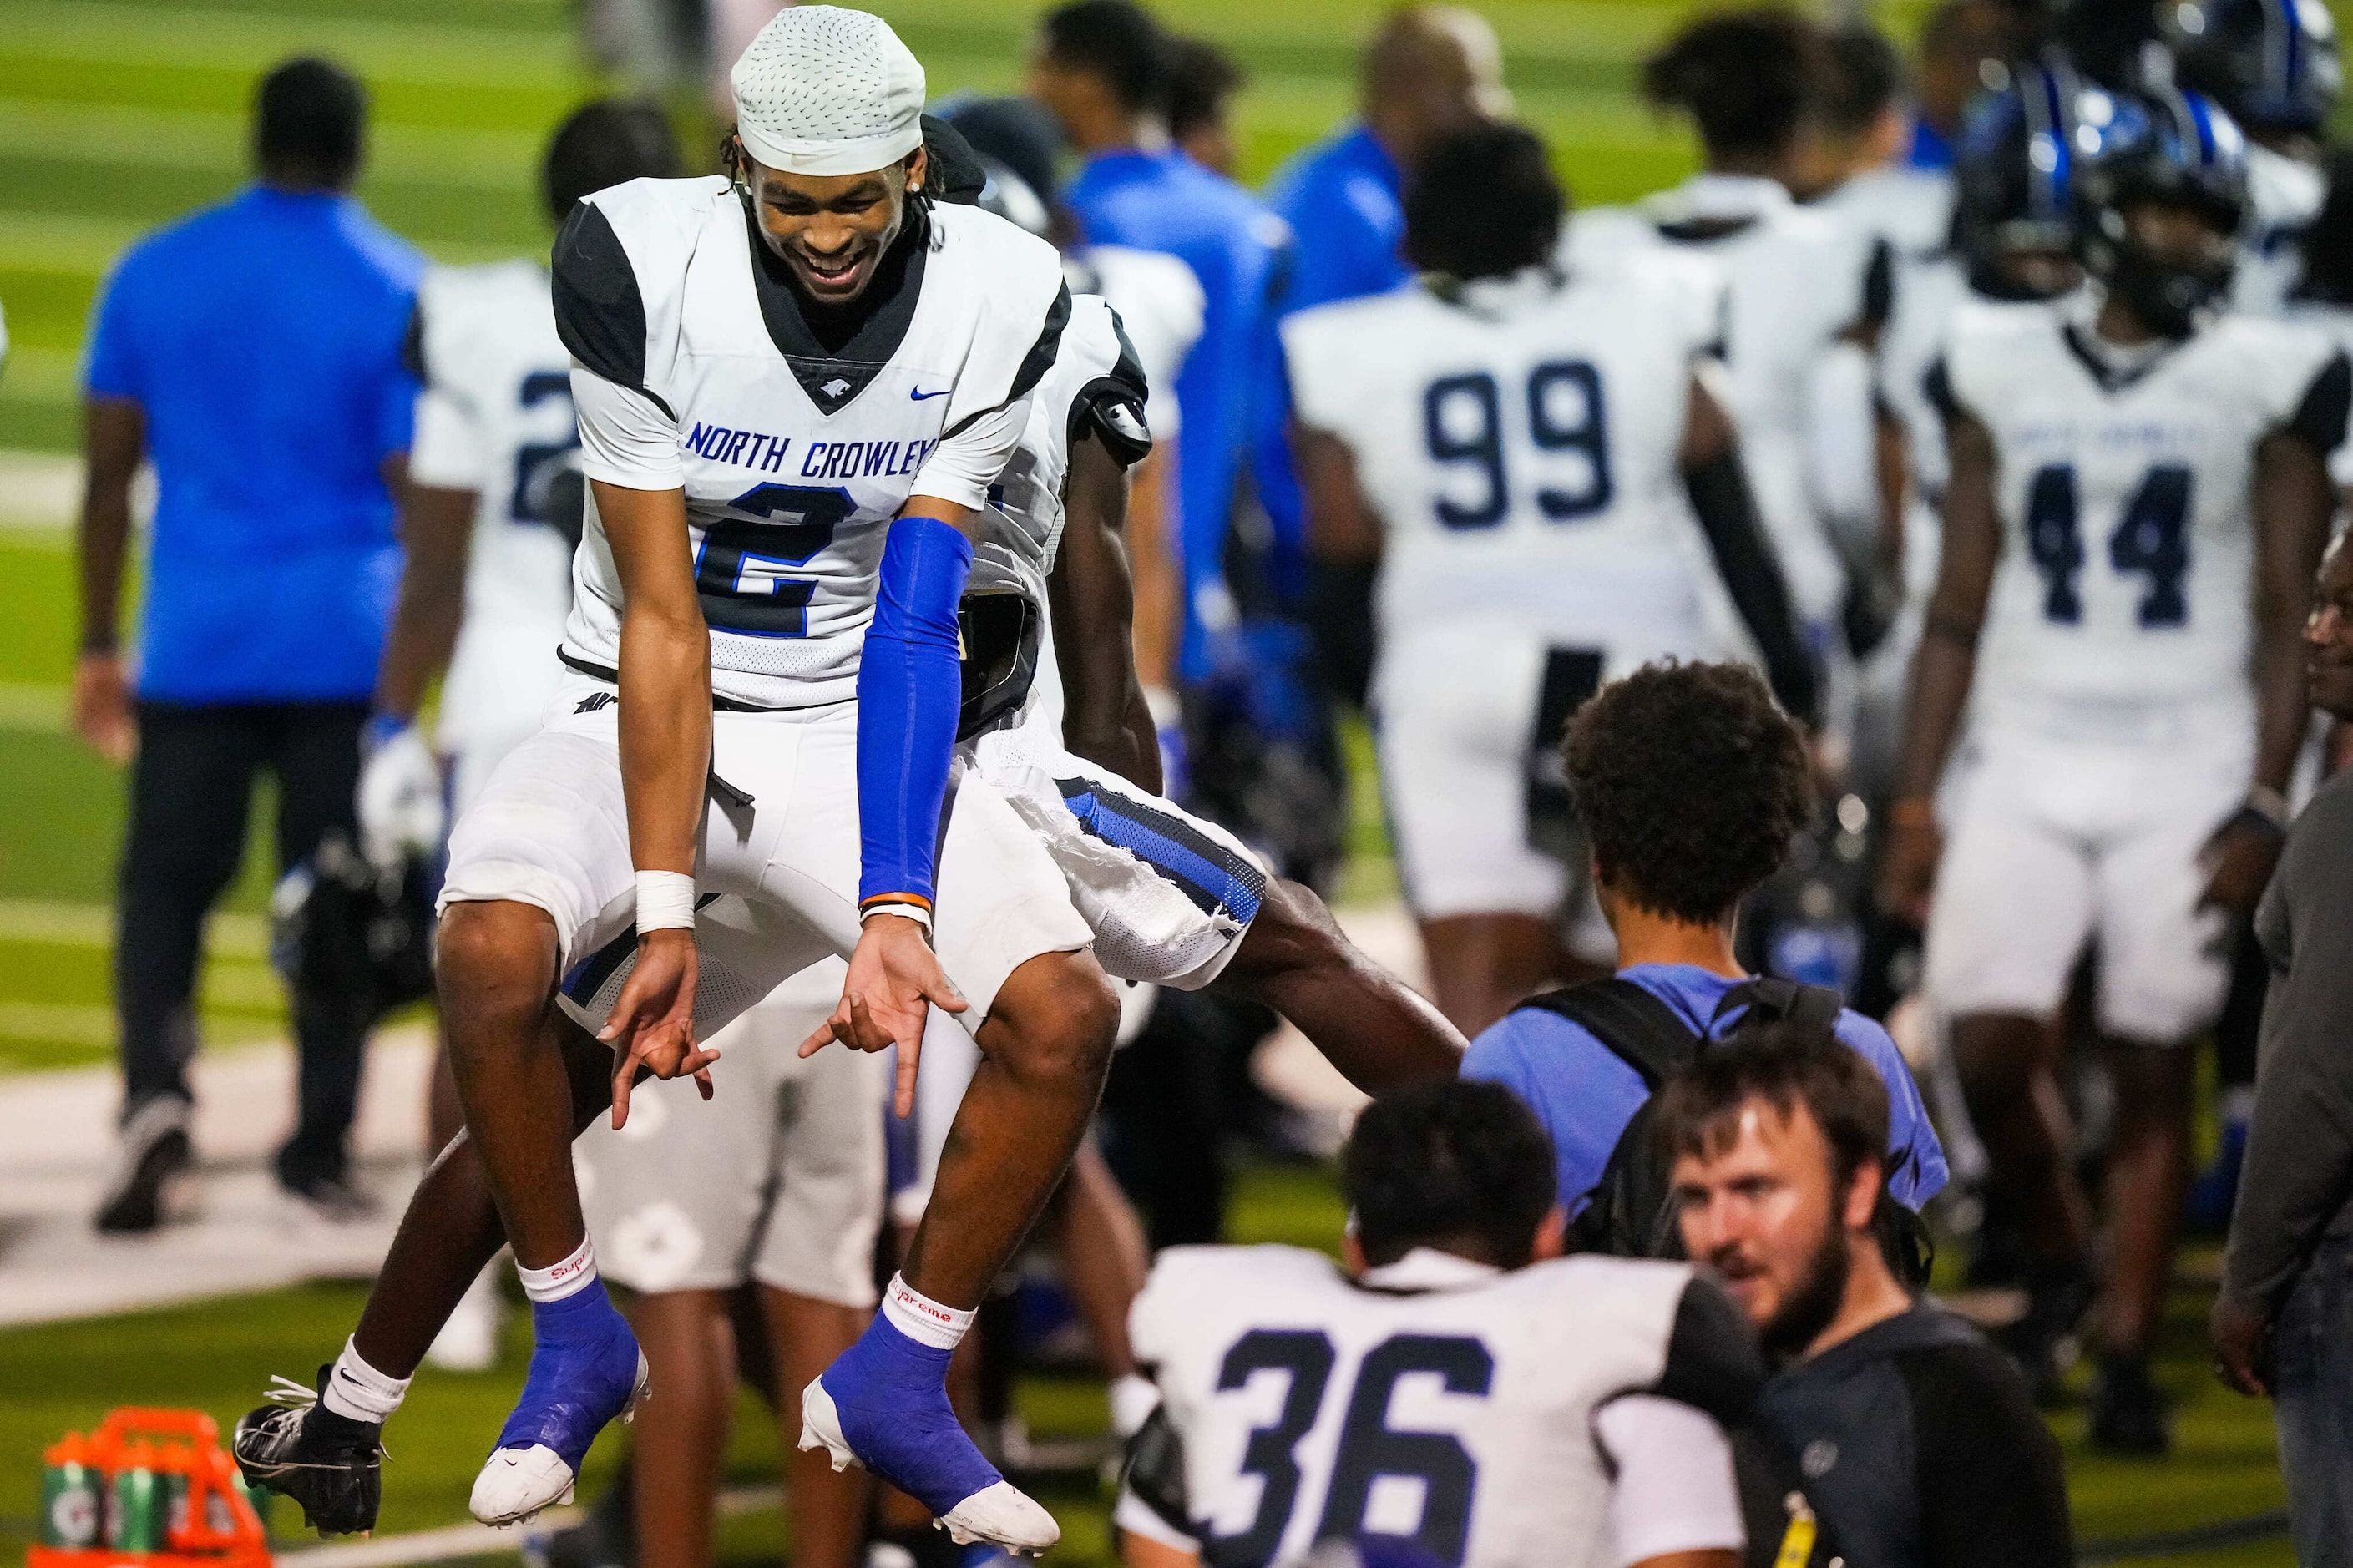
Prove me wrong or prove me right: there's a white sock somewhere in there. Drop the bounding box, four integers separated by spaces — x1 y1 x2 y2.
881 1272 975 1351
515 1237 598 1303
321 1338 411 1424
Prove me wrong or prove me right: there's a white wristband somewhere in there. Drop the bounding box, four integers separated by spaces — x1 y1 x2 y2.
635 870 697 933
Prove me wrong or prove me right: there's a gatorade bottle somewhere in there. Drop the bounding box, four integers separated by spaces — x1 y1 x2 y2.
39 1432 104 1550
157 1441 195 1548
105 1439 161 1553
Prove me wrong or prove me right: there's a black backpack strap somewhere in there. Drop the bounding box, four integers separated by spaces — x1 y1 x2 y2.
1517 978 1701 1089
1710 977 1845 1040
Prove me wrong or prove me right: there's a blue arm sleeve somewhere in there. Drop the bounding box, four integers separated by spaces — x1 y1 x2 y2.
856 514 974 914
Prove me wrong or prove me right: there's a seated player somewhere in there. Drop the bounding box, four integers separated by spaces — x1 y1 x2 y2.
1289 121 1820 1035
1881 83 2345 1450
1116 1079 1758 1568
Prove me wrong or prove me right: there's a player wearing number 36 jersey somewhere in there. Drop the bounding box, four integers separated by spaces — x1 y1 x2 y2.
1116 1081 1763 1568
1287 123 1822 1035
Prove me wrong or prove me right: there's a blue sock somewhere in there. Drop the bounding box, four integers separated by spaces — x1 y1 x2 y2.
822 1310 1000 1514
494 1280 640 1467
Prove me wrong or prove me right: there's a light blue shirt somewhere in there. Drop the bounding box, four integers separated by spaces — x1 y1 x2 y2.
1461 964 1950 1218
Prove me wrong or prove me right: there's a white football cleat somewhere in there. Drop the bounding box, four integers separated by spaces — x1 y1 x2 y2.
936 1483 1060 1556
797 1377 1059 1555
468 1350 648 1527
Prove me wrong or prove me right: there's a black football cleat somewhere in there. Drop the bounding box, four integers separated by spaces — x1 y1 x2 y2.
233 1369 385 1535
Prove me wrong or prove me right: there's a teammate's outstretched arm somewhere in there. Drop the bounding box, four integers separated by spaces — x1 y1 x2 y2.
590 474 721 1120
1677 367 1823 731
1878 402 2002 924
1055 427 1464 1090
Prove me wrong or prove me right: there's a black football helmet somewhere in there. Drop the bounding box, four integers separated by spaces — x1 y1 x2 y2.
2072 84 2252 333
1954 57 2108 298
2160 0 2341 135
270 832 436 1024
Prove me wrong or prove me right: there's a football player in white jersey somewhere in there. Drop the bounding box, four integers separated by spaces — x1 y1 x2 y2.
1880 87 2347 1453
2285 154 2353 500
235 103 1465 1548
1116 1078 1759 1568
1859 60 2100 800
1568 10 1887 710
238 9 1116 1552
1289 122 1821 1035
351 97 683 1375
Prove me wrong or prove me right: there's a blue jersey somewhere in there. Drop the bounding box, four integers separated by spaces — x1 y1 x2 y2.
1066 149 1288 680
1461 964 1950 1218
1252 126 1413 588
82 185 422 704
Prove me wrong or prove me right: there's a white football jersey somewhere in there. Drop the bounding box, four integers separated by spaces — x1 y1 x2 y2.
1939 300 2347 731
1121 1245 1754 1568
1812 162 1956 265
556 177 1069 709
1065 244 1202 439
2234 142 2327 318
967 291 1151 736
407 260 579 756
1281 261 1723 689
1567 175 1882 625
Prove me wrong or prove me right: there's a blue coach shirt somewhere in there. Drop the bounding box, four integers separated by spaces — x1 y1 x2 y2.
1066 148 1288 681
82 185 423 705
1252 125 1414 586
1462 964 1950 1219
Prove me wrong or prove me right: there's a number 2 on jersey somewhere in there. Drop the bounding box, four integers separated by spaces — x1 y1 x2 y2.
2023 463 2194 628
1423 362 1612 530
1209 1329 1490 1568
694 484 853 637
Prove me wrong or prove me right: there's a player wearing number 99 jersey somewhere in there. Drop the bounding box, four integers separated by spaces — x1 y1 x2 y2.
1884 85 2347 1452
1286 123 1821 1035
1115 1080 1763 1568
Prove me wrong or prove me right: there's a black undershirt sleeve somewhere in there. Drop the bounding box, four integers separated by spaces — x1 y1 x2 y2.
1682 450 1824 729
1902 1343 2073 1568
399 301 428 382
1920 356 1962 425
2285 350 2353 456
552 200 670 417
1306 560 1378 711
1120 1400 1192 1537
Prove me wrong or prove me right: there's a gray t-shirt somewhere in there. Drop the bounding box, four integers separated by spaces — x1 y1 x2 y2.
2224 765 2353 1312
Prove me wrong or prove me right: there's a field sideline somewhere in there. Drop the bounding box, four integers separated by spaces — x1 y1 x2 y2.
0 0 2308 1560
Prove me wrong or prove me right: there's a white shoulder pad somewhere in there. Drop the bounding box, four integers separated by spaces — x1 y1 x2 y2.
412 260 546 406
1131 1245 1339 1366
1281 290 1413 432
926 202 1071 417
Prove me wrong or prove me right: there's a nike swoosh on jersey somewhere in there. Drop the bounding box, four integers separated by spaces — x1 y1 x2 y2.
909 387 951 401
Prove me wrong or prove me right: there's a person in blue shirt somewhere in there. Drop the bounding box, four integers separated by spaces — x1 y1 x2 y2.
77 56 423 1232
1252 6 1508 589
1029 0 1288 685
1463 660 1947 1223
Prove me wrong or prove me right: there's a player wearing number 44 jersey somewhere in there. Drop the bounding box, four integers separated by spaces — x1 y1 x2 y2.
1116 1080 1767 1568
1883 85 2349 1454
1288 123 1823 1035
